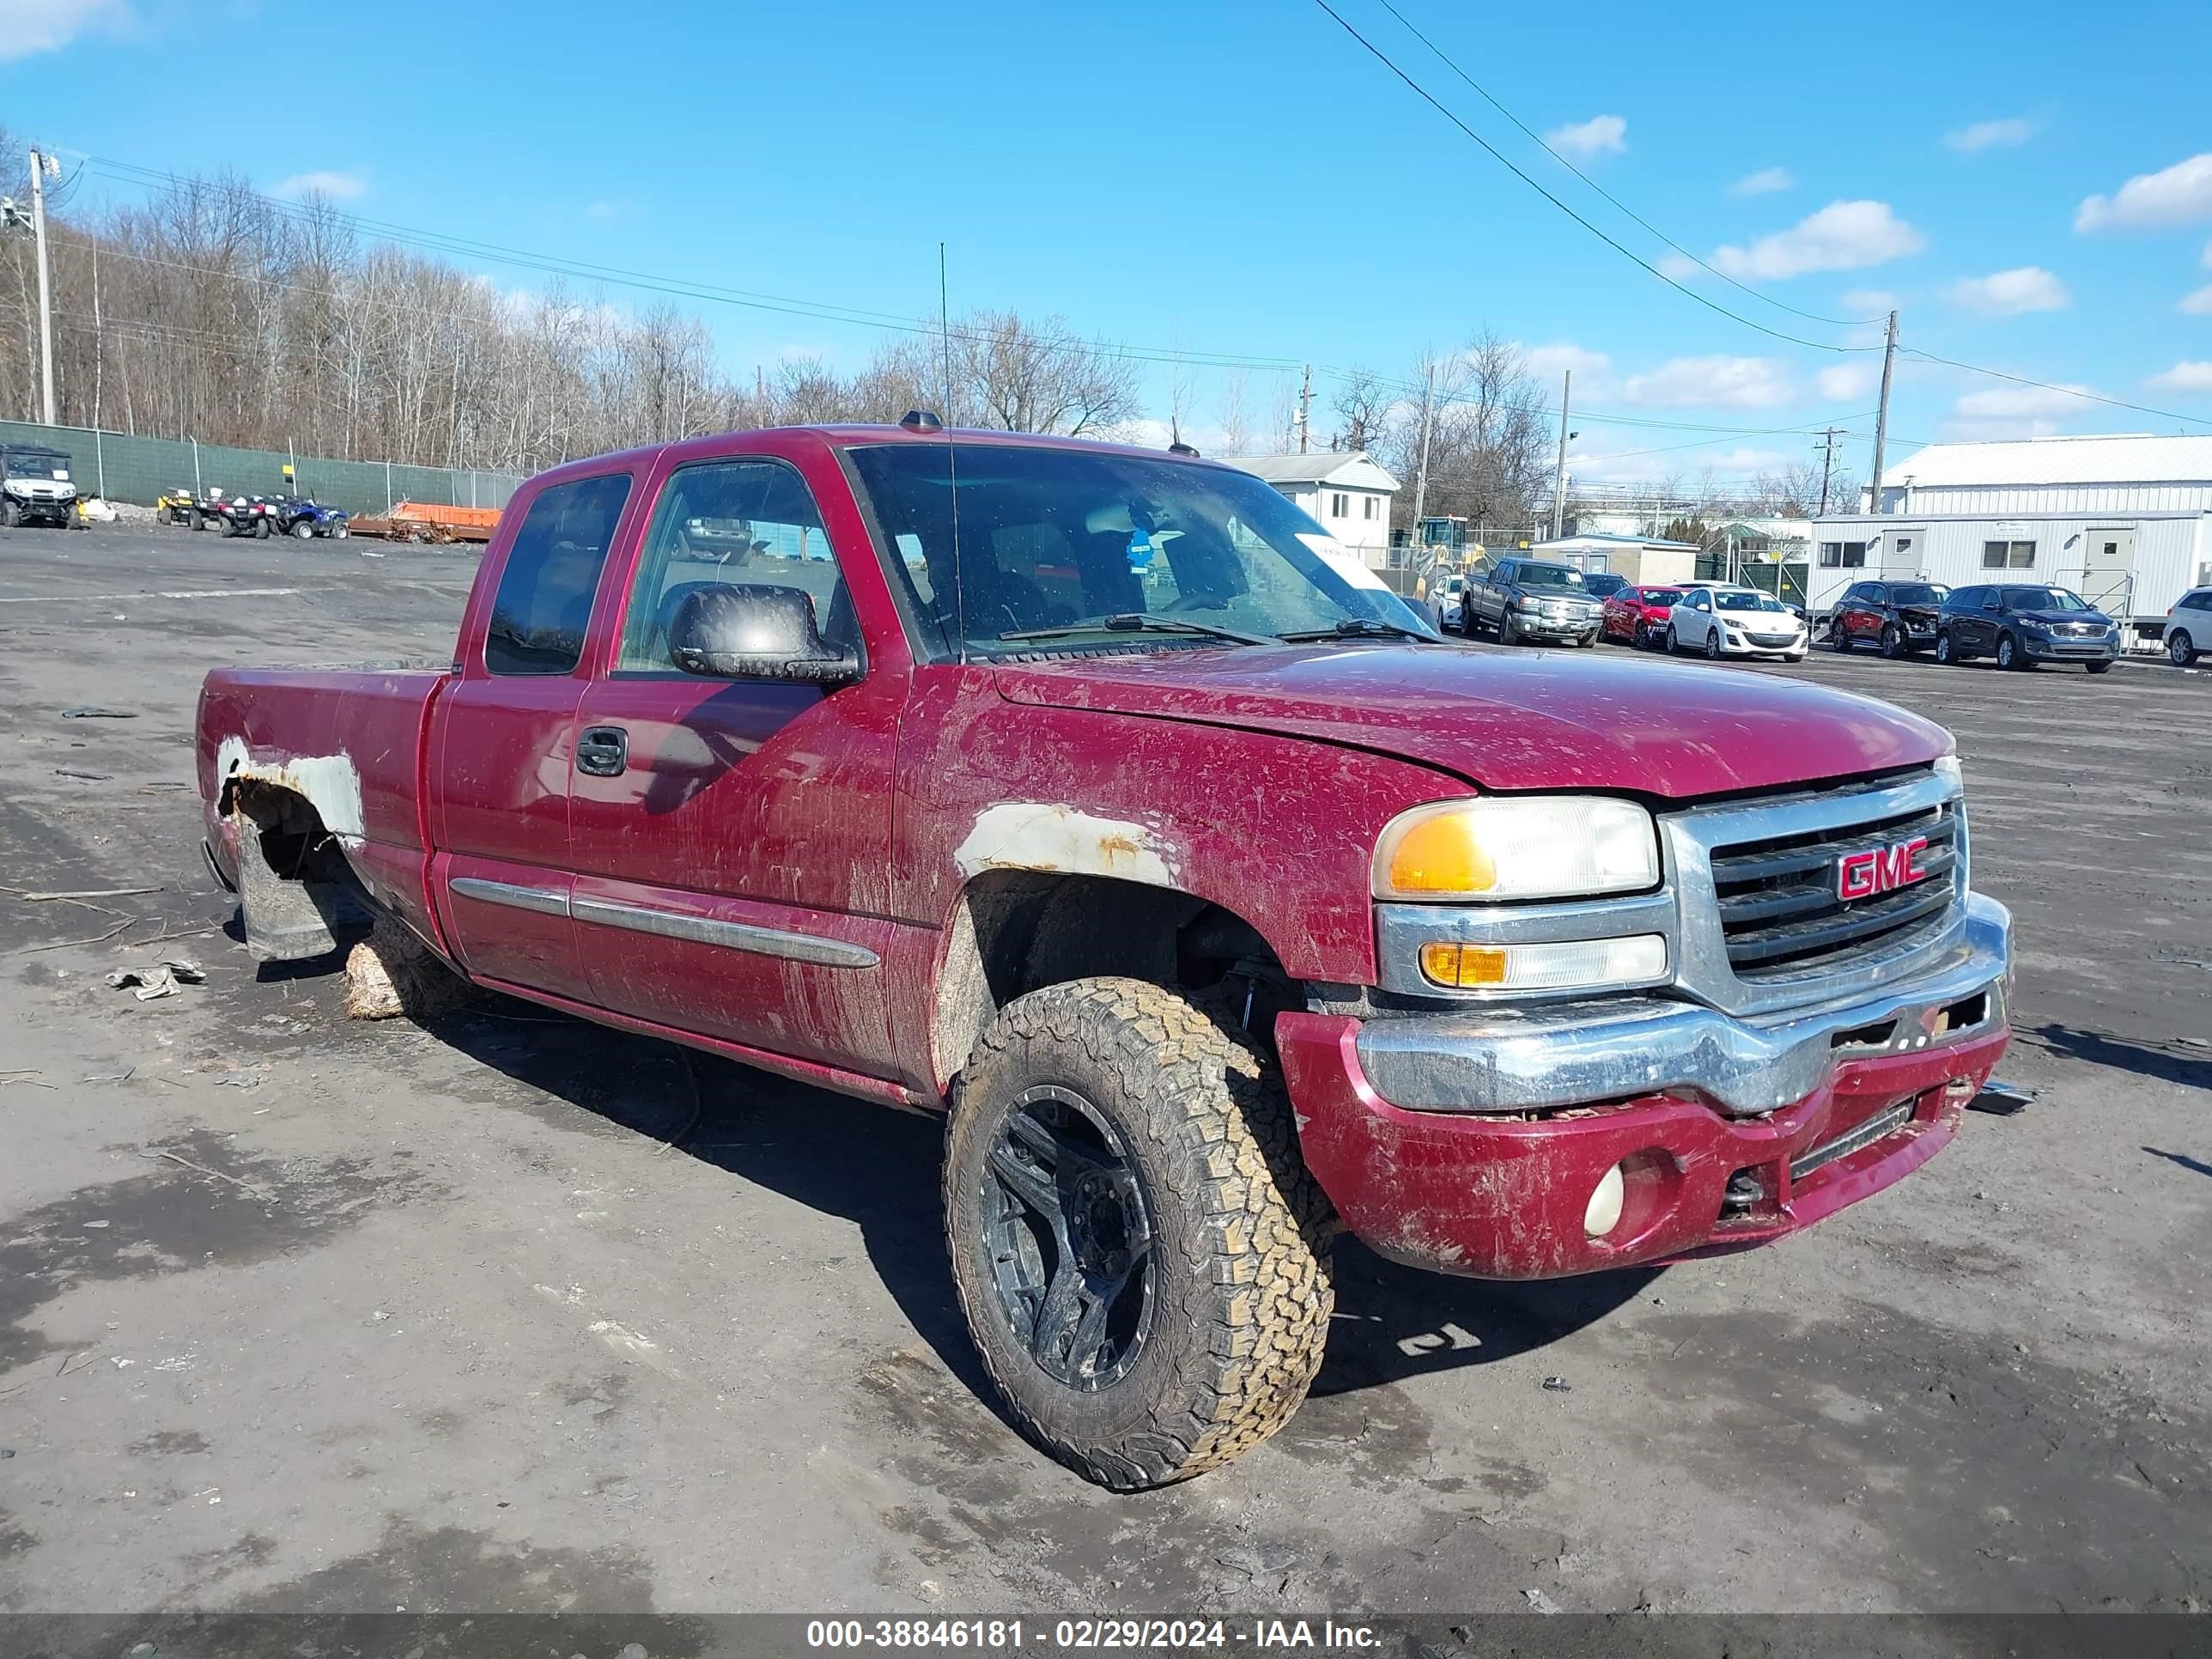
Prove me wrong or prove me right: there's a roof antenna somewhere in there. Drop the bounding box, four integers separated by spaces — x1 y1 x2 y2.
939 240 967 665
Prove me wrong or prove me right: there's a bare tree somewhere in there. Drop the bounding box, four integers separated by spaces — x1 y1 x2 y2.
1217 371 1250 455
1330 367 1395 454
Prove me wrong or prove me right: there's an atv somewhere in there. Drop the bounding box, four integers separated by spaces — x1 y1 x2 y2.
268 495 351 540
207 491 277 538
2 442 80 528
157 487 224 531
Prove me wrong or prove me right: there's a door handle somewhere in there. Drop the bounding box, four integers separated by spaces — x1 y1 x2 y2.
576 725 629 778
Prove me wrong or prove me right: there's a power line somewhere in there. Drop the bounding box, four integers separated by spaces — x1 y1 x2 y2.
80 155 1307 375
1899 347 2212 430
1307 0 1880 356
1367 0 1880 331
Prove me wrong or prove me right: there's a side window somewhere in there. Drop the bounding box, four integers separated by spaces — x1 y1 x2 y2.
484 474 633 677
1497 562 1516 585
616 459 850 674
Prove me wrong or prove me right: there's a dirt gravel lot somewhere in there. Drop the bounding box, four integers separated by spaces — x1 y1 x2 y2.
1 523 2207 1619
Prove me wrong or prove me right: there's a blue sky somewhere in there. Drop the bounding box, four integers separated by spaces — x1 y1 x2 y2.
10 0 2212 487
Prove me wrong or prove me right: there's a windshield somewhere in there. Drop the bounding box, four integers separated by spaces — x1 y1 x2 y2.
3 447 69 477
1715 591 1783 612
1581 572 1626 597
1516 563 1586 591
1890 583 1943 605
846 442 1433 655
2002 586 2088 612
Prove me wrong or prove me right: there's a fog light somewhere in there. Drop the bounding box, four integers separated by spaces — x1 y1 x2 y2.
1583 1163 1626 1238
1419 934 1667 993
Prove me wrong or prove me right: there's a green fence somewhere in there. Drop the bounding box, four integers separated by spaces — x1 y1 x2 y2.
0 418 526 520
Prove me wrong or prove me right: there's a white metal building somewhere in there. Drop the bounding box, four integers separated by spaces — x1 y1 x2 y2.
1813 434 2212 624
1528 531 1701 587
1223 452 1400 566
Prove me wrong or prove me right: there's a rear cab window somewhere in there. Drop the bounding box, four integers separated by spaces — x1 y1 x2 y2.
484 474 634 676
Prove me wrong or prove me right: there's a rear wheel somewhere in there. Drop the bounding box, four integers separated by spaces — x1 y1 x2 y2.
188 507 204 532
292 520 316 539
944 978 1334 1491
254 516 271 538
2171 629 2198 666
217 514 237 538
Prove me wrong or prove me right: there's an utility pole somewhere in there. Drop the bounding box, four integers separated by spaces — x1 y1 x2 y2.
28 146 57 426
1550 368 1573 541
1867 310 1899 515
1297 362 1311 453
1815 427 1840 517
1411 363 1437 531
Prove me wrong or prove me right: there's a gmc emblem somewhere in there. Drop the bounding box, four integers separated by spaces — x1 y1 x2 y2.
1837 836 1930 902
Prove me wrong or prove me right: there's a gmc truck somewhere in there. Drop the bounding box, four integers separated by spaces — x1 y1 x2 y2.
197 421 2014 1490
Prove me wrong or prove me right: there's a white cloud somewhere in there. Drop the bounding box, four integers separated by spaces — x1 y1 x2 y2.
1711 201 1925 280
275 169 368 202
1521 343 1612 380
2203 240 2212 270
1623 356 1794 410
1941 383 2095 438
1818 363 1879 401
1946 118 2033 153
2075 153 2212 232
0 0 130 59
2147 362 2212 392
1842 289 1898 312
584 199 617 221
1655 251 1700 280
1547 114 1626 160
1947 266 2070 314
1731 167 1794 197
2179 285 2212 316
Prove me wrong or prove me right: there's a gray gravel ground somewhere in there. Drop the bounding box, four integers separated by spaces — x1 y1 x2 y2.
1 524 2207 1617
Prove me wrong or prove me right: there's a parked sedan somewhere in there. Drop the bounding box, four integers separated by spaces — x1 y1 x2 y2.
1666 586 1809 661
2162 586 2210 665
1600 583 1684 649
1428 571 1470 634
1934 583 2118 672
1826 579 1948 658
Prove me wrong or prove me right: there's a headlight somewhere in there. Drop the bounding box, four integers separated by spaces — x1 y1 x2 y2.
1373 798 1661 901
1935 754 1963 789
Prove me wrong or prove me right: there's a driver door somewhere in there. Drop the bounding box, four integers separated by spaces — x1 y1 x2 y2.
561 453 903 1076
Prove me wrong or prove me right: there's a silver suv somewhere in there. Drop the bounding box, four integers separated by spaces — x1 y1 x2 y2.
2164 586 2211 666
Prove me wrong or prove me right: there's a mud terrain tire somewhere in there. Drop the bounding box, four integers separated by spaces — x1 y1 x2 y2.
944 976 1334 1490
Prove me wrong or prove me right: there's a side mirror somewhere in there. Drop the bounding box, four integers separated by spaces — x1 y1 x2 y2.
666 583 860 685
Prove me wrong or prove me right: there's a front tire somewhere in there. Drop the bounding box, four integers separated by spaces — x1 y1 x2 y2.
1704 629 1722 660
944 978 1334 1492
1498 611 1519 646
1665 625 1680 654
2171 629 2198 666
1633 619 1651 649
188 507 204 532
292 519 315 539
1829 621 1852 653
2086 660 2112 674
1880 623 1905 659
1935 630 1956 665
217 514 237 538
1996 632 2026 671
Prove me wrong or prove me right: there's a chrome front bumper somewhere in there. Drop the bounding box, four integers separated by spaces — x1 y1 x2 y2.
1354 892 2012 1117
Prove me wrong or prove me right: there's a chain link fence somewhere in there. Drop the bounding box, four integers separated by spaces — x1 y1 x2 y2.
0 418 526 520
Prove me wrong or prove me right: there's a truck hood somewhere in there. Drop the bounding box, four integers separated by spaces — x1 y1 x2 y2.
993 644 1949 799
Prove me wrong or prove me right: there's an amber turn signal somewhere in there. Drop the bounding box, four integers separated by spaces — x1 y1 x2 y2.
1419 942 1509 987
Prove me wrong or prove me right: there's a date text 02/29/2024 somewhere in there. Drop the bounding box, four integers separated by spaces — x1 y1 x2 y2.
804 1620 1382 1650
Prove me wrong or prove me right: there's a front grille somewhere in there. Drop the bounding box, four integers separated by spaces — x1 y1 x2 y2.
1708 798 1958 975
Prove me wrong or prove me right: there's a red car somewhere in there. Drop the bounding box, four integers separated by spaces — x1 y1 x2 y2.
1601 582 1685 647
196 422 2013 1490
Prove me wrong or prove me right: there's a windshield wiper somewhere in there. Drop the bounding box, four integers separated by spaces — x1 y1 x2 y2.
1276 617 1439 643
999 613 1274 647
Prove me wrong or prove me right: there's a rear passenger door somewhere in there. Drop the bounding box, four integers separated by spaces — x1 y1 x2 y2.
430 471 637 1000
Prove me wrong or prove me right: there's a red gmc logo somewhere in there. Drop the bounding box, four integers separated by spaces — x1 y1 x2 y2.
1837 836 1930 902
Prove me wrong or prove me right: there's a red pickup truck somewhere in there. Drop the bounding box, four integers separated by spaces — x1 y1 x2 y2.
198 421 2014 1490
